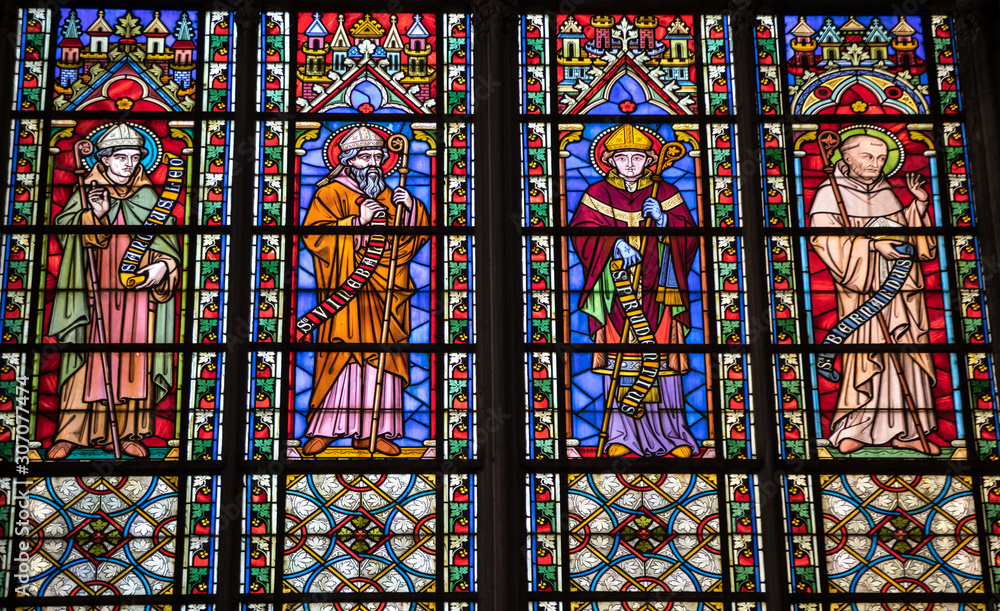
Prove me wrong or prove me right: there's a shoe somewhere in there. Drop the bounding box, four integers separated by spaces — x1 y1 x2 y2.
301 436 334 456
101 441 149 458
605 443 631 457
670 445 693 458
46 441 77 459
373 436 400 456
353 436 401 456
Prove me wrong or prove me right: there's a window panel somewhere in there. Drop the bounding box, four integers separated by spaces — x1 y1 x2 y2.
519 13 762 611
784 474 983 595
0 4 998 611
1 6 239 605
243 10 477 610
757 12 1000 611
19 476 179 596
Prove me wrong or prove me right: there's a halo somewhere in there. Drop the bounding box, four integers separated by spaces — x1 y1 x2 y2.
323 123 401 176
588 125 668 177
830 124 905 177
81 122 162 172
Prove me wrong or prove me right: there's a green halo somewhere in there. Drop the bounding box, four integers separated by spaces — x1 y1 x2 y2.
829 125 905 177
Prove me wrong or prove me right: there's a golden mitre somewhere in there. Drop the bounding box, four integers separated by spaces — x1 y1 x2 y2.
604 124 653 152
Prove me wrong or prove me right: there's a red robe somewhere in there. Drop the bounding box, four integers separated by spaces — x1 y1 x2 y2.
570 170 698 371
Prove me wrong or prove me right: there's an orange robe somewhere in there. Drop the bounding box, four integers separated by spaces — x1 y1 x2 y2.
302 176 429 438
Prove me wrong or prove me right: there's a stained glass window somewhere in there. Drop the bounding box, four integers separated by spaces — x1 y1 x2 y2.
1 4 1000 611
753 13 998 609
519 13 763 610
0 5 478 609
2 6 235 603
245 10 477 608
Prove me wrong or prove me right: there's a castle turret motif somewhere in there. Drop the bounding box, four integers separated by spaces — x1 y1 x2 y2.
658 16 693 79
784 15 925 76
554 14 697 114
143 11 170 58
300 13 331 101
863 17 892 61
891 16 920 70
170 12 196 91
788 17 818 72
839 16 865 45
556 15 589 94
384 15 404 71
55 9 202 111
81 9 112 77
633 16 659 52
815 18 845 61
56 9 84 90
294 13 439 113
400 14 434 97
589 16 616 53
330 15 350 71
786 15 929 115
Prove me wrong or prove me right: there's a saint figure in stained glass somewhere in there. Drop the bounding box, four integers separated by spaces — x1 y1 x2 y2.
809 127 937 455
46 122 181 460
298 124 429 457
569 124 698 458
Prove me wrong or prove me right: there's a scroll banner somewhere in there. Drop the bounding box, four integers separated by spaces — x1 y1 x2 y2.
295 210 389 340
609 260 660 418
118 154 186 289
816 243 915 382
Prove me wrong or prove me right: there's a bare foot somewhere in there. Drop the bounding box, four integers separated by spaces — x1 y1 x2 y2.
837 439 865 454
891 438 940 455
46 441 77 460
102 441 149 458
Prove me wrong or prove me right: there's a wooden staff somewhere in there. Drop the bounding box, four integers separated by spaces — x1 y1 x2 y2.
73 139 122 460
596 141 685 456
368 134 410 454
815 129 932 455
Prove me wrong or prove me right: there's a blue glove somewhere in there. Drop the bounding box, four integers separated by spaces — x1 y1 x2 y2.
614 239 641 268
642 197 665 227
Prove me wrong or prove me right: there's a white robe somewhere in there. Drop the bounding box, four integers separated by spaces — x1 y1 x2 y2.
809 163 937 445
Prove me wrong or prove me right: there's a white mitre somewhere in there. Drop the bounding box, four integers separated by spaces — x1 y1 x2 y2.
96 123 144 150
340 126 385 152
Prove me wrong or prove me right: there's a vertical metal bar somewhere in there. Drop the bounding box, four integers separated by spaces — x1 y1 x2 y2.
472 1 523 610
730 6 789 611
217 2 259 609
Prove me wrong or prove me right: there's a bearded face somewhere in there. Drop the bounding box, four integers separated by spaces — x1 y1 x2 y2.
350 165 386 199
343 148 387 199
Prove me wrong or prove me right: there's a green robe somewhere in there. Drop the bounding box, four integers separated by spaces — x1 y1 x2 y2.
48 170 180 445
